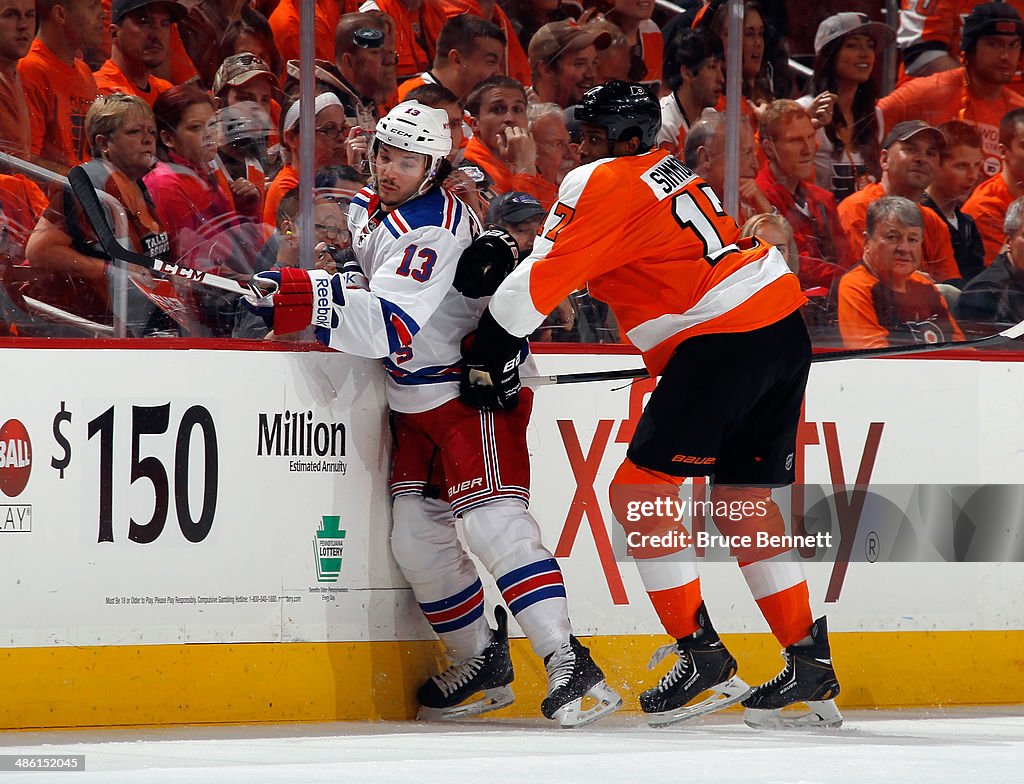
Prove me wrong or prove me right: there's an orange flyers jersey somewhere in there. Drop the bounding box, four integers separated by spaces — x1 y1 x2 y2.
877 67 1024 177
489 150 806 375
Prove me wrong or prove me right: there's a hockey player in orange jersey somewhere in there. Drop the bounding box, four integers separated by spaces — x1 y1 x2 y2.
462 81 843 729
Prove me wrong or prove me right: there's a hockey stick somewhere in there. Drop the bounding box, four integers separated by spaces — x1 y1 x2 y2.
66 165 273 298
524 318 1024 387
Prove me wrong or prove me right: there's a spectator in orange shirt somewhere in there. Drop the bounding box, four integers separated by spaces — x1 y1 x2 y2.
879 2 1024 179
26 93 173 330
423 0 531 85
462 75 553 205
361 0 431 83
19 0 104 171
837 195 965 349
963 107 1024 266
923 120 986 282
95 0 185 107
396 13 506 102
658 28 723 159
268 0 338 67
838 120 961 284
0 0 34 158
527 19 611 109
683 110 772 223
755 100 855 290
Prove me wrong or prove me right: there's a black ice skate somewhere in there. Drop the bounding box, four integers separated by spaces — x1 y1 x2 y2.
639 603 751 727
742 616 842 729
416 606 515 721
541 636 622 728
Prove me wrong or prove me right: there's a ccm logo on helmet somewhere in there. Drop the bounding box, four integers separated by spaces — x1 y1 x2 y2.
313 277 333 329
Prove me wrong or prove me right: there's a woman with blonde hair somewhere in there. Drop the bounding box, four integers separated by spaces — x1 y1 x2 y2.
26 93 173 333
740 212 798 275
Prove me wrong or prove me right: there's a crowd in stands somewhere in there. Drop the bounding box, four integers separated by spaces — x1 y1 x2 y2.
2 0 1024 350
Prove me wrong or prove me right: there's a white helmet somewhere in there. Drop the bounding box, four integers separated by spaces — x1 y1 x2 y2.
372 101 452 200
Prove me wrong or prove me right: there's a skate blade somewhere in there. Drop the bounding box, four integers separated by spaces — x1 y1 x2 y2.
646 675 752 728
417 686 515 721
743 699 843 730
551 680 622 729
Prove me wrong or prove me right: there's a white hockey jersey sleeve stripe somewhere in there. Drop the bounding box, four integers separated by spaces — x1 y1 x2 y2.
626 246 791 351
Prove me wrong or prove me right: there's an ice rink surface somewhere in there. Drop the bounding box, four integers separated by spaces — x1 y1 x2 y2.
1 708 1021 783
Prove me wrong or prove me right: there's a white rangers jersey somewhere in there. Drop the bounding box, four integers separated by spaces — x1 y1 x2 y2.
313 185 485 413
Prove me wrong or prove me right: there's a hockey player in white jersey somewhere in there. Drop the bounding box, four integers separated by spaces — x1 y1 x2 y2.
242 101 620 728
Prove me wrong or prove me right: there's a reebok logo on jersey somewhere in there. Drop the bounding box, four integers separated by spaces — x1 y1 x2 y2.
313 277 333 330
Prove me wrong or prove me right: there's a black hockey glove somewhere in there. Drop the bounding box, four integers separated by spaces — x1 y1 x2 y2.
453 228 520 298
461 307 527 411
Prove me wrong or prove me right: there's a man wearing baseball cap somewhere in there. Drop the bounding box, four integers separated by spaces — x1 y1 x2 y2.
212 52 278 117
880 2 1024 177
838 120 961 284
486 191 546 255
94 0 186 106
528 20 612 109
898 0 1024 78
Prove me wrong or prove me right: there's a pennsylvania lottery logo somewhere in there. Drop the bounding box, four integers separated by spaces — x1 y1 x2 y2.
314 515 346 582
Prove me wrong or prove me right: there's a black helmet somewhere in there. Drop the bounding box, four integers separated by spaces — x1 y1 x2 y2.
574 81 661 152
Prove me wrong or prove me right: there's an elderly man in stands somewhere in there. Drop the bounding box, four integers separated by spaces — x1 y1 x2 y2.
19 0 104 170
958 195 1024 330
837 196 965 349
683 110 772 222
527 19 610 108
94 0 186 106
838 121 961 285
963 108 1024 266
755 99 855 290
528 102 578 206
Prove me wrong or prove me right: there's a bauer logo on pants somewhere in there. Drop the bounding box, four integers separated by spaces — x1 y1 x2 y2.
314 515 346 582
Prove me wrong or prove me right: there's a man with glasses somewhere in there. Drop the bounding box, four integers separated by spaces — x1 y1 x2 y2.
94 0 186 106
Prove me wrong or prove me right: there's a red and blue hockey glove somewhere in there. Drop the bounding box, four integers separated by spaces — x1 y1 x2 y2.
242 268 344 334
461 307 528 411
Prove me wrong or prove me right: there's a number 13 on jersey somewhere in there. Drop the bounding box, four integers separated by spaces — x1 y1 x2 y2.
396 244 438 282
